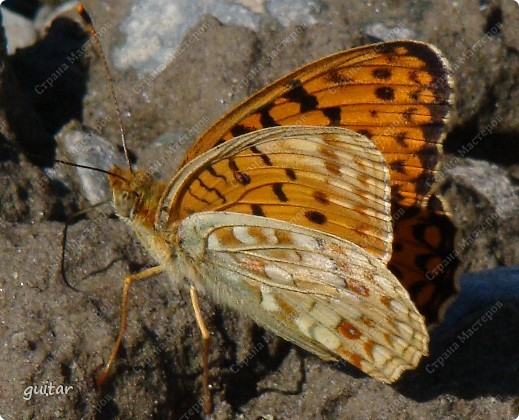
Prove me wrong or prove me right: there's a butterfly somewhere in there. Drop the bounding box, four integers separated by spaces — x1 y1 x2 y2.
103 125 429 394
86 35 455 412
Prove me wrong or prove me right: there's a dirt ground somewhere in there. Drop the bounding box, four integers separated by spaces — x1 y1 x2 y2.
1 0 518 418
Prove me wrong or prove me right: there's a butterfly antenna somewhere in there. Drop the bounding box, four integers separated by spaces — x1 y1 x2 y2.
55 158 128 181
77 4 133 173
1 141 128 181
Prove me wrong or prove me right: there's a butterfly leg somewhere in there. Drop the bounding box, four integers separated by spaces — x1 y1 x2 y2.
96 265 165 388
189 285 212 414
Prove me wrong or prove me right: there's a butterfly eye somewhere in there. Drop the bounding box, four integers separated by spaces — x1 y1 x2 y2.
113 190 135 219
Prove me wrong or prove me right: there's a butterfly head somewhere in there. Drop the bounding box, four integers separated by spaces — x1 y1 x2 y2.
108 166 165 223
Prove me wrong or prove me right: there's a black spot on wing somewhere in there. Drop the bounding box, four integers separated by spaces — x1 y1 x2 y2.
230 125 252 137
403 107 418 122
285 168 297 180
258 104 278 127
395 132 407 147
251 204 265 216
410 89 422 101
326 69 353 85
322 107 341 125
283 83 319 113
305 210 326 224
357 129 373 140
390 160 405 174
375 86 395 101
234 171 251 185
272 183 288 202
250 145 273 166
372 68 392 79
313 190 329 204
228 157 238 172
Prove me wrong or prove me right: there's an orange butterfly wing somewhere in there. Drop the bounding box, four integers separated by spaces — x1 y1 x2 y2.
182 40 457 324
183 40 453 209
389 202 458 324
160 126 393 263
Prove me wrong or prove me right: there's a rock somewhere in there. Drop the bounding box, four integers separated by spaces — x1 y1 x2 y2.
1 7 37 54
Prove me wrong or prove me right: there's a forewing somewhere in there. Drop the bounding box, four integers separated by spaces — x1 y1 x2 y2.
176 211 429 384
160 126 393 263
183 40 454 209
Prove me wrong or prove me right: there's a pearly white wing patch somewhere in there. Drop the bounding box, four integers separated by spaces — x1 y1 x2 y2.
175 211 428 384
